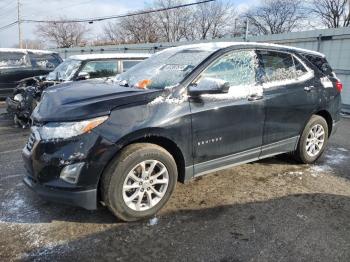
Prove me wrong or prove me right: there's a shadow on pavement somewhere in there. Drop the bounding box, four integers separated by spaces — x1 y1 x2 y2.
21 193 350 262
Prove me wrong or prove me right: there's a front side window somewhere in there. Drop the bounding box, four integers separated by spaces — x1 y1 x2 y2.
80 60 118 78
0 52 30 69
258 50 311 85
199 50 257 87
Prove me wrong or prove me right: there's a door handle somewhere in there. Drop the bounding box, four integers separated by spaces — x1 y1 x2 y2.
304 86 315 92
248 94 264 101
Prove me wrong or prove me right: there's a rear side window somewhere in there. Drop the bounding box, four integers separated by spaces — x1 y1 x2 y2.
303 54 333 76
0 52 30 69
80 60 118 78
28 53 61 70
258 50 311 85
258 51 295 83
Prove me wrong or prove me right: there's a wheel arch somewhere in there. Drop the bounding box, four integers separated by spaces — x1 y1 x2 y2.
314 110 333 137
99 128 187 194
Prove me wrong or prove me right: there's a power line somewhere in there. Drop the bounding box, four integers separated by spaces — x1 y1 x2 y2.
0 21 18 31
0 0 215 33
20 0 215 23
0 0 15 10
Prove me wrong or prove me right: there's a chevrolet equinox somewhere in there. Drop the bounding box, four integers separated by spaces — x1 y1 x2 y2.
22 42 342 221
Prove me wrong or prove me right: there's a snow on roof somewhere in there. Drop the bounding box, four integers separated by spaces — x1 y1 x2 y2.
0 48 58 55
164 42 325 57
69 53 152 61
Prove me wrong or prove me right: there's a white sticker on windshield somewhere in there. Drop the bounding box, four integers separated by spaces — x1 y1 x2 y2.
161 64 189 71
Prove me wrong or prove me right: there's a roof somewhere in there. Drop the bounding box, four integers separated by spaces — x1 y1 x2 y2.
163 42 326 57
69 53 152 61
0 48 58 55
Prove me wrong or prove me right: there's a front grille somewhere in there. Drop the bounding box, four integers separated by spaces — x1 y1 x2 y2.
26 132 36 151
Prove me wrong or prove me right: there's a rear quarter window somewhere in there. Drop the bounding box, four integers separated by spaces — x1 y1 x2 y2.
0 52 31 69
303 54 333 76
29 53 61 70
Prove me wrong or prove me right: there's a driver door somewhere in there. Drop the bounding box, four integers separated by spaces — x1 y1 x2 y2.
189 49 265 176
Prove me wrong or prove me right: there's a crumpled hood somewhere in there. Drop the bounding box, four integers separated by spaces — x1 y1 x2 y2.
32 79 161 123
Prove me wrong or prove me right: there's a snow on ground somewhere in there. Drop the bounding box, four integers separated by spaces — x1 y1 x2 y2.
277 147 349 179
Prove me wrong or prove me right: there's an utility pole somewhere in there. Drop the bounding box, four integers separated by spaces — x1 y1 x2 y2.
17 0 22 48
244 18 249 41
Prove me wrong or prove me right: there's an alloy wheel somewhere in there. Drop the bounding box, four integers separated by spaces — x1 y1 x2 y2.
122 160 169 211
305 124 325 157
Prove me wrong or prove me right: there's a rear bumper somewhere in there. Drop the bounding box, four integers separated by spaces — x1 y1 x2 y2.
23 175 97 210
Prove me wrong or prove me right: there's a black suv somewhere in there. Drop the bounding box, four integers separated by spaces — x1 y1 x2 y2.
0 48 62 99
22 43 342 221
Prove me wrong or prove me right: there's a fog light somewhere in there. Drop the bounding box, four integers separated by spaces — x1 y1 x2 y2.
60 163 84 184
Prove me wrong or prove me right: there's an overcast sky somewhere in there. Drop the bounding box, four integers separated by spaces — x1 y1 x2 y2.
0 0 255 48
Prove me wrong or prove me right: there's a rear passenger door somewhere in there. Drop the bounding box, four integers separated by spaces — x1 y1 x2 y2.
257 50 318 157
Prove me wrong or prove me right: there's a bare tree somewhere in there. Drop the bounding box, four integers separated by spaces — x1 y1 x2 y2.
309 0 350 28
36 19 90 48
104 13 160 44
245 0 306 35
153 0 192 42
193 0 236 40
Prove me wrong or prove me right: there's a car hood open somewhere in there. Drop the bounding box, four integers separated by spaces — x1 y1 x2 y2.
32 79 161 123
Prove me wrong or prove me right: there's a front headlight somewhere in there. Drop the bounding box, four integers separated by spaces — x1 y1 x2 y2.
14 93 24 102
37 115 108 140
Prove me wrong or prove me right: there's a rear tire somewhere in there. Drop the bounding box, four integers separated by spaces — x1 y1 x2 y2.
102 143 177 221
293 115 328 164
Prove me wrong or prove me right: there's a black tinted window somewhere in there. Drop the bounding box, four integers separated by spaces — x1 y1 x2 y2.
303 54 333 76
29 53 61 70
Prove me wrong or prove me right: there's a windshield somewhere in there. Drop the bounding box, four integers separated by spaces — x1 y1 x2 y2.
47 59 81 81
115 48 213 89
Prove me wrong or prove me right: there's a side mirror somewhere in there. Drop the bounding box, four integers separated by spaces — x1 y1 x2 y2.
46 62 55 69
77 72 90 81
188 78 230 97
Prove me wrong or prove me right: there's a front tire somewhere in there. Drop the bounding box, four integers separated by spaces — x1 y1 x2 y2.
294 115 328 164
102 143 178 221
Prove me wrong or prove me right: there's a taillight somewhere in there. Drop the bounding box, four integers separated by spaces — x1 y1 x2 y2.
336 81 343 92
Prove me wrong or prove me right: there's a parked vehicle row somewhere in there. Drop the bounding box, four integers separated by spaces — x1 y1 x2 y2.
5 52 150 126
21 42 342 221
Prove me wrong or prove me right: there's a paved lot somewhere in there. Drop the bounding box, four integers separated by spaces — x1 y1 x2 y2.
1 103 350 261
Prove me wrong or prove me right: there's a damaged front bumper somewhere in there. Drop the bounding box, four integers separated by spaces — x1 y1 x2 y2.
22 129 118 210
